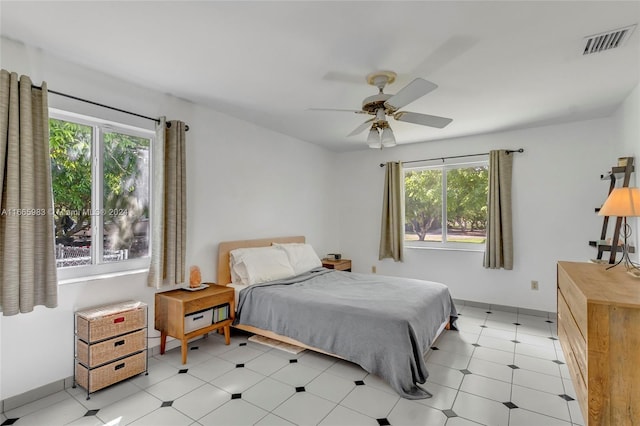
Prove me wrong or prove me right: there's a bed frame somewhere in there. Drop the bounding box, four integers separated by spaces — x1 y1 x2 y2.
216 236 451 358
217 236 338 355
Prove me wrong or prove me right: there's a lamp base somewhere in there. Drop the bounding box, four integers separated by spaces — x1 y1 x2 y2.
626 269 640 279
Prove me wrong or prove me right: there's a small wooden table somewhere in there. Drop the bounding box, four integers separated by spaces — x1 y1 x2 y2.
155 284 234 364
322 258 352 271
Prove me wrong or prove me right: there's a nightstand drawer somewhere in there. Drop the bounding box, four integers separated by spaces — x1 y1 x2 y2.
184 308 213 333
76 329 146 368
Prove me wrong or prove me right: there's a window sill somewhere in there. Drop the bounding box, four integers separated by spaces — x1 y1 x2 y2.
405 245 485 253
58 268 149 285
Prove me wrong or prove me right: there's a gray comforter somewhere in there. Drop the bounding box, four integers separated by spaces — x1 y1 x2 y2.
234 268 457 399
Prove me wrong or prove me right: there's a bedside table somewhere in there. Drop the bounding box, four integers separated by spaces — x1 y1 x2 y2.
155 284 234 364
322 259 352 272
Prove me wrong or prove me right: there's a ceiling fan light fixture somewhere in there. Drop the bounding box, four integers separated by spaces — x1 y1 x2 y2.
367 127 381 148
381 126 396 147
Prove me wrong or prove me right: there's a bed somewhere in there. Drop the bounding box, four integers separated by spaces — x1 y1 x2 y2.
217 236 457 399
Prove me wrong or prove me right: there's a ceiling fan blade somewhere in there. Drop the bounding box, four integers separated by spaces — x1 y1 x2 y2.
347 118 374 137
307 108 367 114
384 78 438 110
394 111 452 129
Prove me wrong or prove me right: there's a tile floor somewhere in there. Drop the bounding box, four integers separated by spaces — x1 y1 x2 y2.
1 303 585 425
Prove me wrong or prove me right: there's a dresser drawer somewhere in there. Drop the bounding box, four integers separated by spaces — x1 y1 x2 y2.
76 329 146 367
557 291 587 380
557 267 587 339
557 300 589 423
557 326 588 422
77 302 146 343
75 350 147 393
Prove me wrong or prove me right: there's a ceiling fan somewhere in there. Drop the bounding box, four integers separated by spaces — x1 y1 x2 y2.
312 71 452 148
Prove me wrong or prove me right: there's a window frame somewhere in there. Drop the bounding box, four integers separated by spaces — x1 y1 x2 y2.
404 158 489 252
49 109 154 282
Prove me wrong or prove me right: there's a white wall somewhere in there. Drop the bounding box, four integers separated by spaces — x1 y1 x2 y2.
611 82 640 261
0 37 339 400
334 117 623 313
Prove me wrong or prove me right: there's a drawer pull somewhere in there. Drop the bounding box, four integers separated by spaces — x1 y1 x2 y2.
114 340 125 347
113 317 125 324
115 363 125 370
192 315 204 321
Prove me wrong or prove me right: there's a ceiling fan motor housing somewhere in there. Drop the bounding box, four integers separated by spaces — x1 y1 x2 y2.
362 93 393 114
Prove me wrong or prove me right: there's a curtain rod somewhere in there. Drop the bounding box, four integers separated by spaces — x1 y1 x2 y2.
32 85 189 131
378 148 524 167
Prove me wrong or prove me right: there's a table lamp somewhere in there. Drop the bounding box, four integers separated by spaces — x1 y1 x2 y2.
598 187 640 274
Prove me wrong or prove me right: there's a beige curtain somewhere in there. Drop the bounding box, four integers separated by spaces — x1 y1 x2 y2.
379 161 404 261
147 119 187 288
484 150 514 270
0 69 58 315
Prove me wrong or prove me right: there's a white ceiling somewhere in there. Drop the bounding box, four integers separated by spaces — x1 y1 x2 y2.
1 1 639 151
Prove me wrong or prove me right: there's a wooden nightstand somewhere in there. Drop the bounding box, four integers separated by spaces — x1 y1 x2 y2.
322 258 352 272
155 284 234 364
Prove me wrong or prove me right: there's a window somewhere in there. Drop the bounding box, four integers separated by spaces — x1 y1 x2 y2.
49 110 153 280
404 160 489 250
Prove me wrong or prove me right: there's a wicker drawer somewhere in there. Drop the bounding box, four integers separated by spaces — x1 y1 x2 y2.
77 329 146 368
76 302 146 343
75 350 147 393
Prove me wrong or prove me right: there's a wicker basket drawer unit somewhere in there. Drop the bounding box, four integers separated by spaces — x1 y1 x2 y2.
74 301 148 399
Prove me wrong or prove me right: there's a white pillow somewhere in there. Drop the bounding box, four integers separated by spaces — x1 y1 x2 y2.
272 243 322 275
229 246 295 285
229 257 249 285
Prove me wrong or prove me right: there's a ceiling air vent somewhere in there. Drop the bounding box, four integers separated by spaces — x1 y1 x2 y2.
583 24 636 55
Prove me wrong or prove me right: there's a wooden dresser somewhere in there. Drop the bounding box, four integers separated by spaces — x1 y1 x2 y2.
557 261 640 425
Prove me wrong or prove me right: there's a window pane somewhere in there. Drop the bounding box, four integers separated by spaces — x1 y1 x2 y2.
446 165 488 244
50 118 93 268
102 131 150 262
404 169 443 243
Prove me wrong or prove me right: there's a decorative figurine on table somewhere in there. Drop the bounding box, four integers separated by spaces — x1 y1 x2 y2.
189 265 202 288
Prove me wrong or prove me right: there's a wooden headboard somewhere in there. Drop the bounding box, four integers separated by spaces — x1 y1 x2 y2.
217 236 305 285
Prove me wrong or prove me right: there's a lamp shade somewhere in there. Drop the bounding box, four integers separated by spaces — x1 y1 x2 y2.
381 126 396 147
367 127 381 149
598 187 640 217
